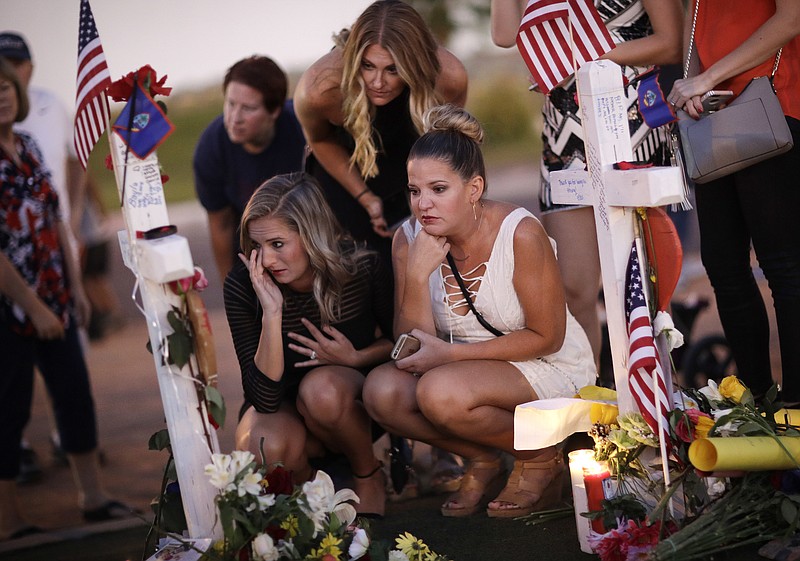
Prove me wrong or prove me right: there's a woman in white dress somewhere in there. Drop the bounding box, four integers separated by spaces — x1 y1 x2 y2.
363 104 595 518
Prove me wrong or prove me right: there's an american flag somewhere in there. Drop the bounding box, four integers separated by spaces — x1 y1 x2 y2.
625 241 671 445
74 0 112 169
516 0 615 94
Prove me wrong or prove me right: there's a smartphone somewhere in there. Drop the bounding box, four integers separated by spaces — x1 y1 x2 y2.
391 333 420 361
700 90 733 112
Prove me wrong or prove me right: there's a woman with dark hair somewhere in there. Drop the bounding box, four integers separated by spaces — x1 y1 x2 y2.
295 0 468 265
0 57 129 539
224 172 393 516
363 105 595 519
194 55 305 282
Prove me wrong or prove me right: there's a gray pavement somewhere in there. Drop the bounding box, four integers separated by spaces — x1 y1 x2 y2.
0 163 769 560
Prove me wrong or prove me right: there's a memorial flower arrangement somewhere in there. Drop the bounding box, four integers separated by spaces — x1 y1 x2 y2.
196 450 452 561
581 376 800 561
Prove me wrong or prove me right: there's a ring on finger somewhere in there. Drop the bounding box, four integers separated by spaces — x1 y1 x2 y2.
310 351 317 361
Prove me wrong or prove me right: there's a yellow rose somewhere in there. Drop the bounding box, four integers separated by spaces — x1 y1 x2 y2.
694 416 715 439
718 376 747 404
590 402 619 425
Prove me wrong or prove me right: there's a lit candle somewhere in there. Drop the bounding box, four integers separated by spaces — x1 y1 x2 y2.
583 463 611 533
568 449 596 554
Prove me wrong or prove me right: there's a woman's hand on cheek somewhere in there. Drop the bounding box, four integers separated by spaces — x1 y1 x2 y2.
407 229 449 279
239 250 282 317
394 329 452 374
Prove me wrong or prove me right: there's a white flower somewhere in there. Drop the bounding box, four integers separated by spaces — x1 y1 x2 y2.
251 532 280 561
238 471 263 497
673 390 699 410
257 493 276 511
388 551 410 561
205 454 235 491
654 311 684 350
706 477 727 499
230 450 256 476
712 408 742 436
301 471 358 533
699 380 723 403
348 527 370 560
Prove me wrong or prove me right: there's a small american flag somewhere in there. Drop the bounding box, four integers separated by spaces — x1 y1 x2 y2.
625 241 671 444
516 0 615 94
74 0 112 169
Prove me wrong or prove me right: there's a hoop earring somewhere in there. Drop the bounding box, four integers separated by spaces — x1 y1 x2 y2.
472 201 478 221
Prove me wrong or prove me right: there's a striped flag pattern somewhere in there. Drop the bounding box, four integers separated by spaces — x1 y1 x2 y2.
516 0 615 94
624 241 671 445
74 0 112 169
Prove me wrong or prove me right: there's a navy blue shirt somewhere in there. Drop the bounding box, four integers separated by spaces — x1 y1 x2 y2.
193 99 306 248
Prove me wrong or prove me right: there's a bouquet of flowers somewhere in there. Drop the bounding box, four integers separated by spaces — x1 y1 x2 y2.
582 376 800 561
183 450 452 561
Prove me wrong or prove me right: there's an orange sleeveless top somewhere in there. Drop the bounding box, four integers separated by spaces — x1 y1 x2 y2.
695 0 800 120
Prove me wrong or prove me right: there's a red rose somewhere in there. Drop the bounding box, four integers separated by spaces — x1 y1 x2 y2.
674 413 694 443
265 466 294 496
264 524 287 541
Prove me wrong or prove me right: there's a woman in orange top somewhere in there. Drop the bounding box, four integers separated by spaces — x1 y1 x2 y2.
668 0 800 403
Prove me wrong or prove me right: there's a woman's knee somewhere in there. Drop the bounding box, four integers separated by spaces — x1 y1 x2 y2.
416 370 466 427
362 362 402 419
297 368 359 425
235 413 304 467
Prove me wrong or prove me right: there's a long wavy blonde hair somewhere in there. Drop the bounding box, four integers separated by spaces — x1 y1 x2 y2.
240 172 371 323
339 0 441 179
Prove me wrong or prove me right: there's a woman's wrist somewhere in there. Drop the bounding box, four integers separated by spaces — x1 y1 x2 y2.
354 187 371 201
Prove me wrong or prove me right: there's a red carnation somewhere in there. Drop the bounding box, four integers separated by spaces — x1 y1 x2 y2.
107 64 172 102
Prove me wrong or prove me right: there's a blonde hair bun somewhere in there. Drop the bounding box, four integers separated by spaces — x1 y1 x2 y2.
422 104 484 144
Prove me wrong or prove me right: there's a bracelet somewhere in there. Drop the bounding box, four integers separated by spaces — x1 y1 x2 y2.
354 188 371 201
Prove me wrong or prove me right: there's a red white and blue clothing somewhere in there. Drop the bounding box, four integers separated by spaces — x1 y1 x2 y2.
0 132 71 335
0 132 97 480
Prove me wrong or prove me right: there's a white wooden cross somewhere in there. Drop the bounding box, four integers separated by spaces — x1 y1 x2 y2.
550 60 684 414
108 132 222 540
514 60 686 446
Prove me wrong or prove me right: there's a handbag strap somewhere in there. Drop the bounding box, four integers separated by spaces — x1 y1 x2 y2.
445 252 504 337
684 0 782 80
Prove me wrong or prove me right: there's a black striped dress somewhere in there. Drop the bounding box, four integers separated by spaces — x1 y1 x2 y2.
223 251 394 414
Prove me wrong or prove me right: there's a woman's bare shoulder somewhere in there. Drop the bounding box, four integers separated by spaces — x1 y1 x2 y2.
435 46 468 105
295 49 345 119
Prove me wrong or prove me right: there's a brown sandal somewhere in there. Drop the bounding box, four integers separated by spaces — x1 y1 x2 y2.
440 455 506 518
486 453 565 518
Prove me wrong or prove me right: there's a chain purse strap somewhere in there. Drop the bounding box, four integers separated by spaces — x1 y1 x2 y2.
684 0 782 80
445 253 504 337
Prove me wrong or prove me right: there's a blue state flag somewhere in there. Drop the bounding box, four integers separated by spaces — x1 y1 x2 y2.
112 82 175 159
637 70 676 129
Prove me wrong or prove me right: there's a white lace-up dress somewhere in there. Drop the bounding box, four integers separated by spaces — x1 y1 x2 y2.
401 207 596 399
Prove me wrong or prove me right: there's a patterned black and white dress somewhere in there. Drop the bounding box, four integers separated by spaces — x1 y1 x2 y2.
539 0 671 212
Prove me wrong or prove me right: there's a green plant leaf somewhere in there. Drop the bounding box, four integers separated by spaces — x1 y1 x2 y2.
781 498 799 525
206 385 226 429
164 309 193 368
148 428 171 451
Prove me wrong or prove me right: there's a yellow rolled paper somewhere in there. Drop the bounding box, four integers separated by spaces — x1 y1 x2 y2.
774 409 800 427
689 436 800 472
